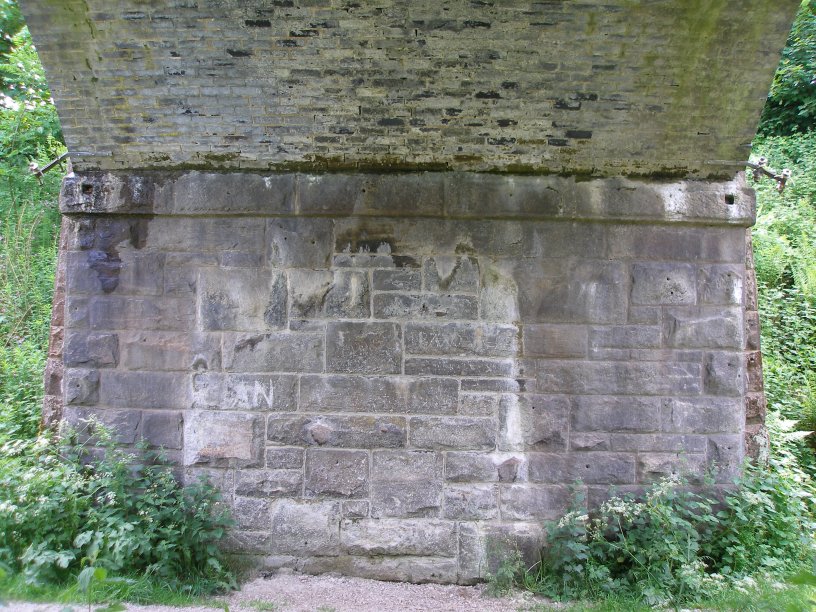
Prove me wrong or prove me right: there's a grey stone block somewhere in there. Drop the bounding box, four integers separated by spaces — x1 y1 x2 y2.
359 173 446 216
372 450 443 483
443 485 498 520
445 452 501 483
662 398 743 434
233 496 272 530
289 269 370 319
341 519 457 556
707 434 744 482
500 484 571 521
222 332 324 373
269 500 342 556
373 269 421 291
458 522 546 584
423 257 480 292
267 218 333 268
192 373 297 411
184 410 264 467
458 393 498 417
98 370 190 410
373 293 478 320
371 482 442 518
327 322 402 375
607 226 746 264
66 250 165 296
663 307 742 349
637 453 708 484
300 375 457 414
572 396 662 433
408 417 495 450
342 501 370 518
499 394 570 451
305 449 369 498
63 331 119 368
65 295 90 328
89 296 195 331
404 357 513 377
142 411 183 449
157 172 295 214
537 361 702 395
404 322 518 357
630 263 696 305
267 414 407 448
163 252 218 296
570 433 610 451
265 447 304 469
698 265 743 305
235 469 303 497
704 352 743 396
64 368 100 405
63 407 140 444
588 326 661 350
528 452 636 485
609 433 707 453
146 217 267 254
522 324 587 358
119 331 220 372
198 269 287 331
515 260 628 324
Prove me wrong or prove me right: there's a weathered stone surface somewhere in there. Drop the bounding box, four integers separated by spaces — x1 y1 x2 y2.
609 433 707 453
222 332 323 373
528 452 636 485
405 357 513 377
192 373 297 411
267 218 333 268
409 417 495 450
267 414 407 449
269 500 341 556
63 331 119 368
341 519 456 556
373 293 478 320
371 450 443 518
119 331 220 371
630 263 696 305
663 307 742 349
90 296 195 330
184 410 264 467
423 257 480 292
704 352 743 397
373 269 421 291
499 394 570 451
445 452 501 483
458 393 498 417
342 501 370 518
327 322 402 375
698 265 743 305
142 411 183 449
289 270 370 319
305 449 369 498
235 469 303 498
443 485 498 520
707 435 744 482
301 555 458 584
522 324 587 358
572 396 662 433
500 484 571 520
233 496 272 530
300 376 457 414
63 406 140 444
98 371 190 409
404 322 518 357
662 398 743 434
265 447 304 469
66 250 165 296
537 361 702 395
198 269 287 331
64 368 99 405
637 453 708 484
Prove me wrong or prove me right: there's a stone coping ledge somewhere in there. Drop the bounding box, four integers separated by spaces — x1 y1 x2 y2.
60 171 755 226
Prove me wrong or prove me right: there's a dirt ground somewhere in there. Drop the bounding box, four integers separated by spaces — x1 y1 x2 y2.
7 571 550 612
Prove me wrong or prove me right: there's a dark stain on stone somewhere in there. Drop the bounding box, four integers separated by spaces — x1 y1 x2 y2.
128 218 150 250
565 130 592 139
496 119 517 127
378 118 404 127
290 29 319 37
234 334 266 353
226 49 253 57
548 138 569 147
393 255 419 269
87 249 122 293
245 19 271 27
463 20 490 28
475 91 501 99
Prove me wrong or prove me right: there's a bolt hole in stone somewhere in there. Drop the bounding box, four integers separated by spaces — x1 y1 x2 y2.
81 183 94 195
725 194 735 205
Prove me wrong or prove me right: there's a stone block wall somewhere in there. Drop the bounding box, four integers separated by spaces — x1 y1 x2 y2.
48 170 758 583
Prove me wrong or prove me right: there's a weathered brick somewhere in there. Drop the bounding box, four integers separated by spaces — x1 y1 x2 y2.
305 449 369 498
326 322 402 375
267 414 407 449
300 375 457 414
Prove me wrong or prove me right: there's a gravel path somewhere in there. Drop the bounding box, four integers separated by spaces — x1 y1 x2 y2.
6 571 550 612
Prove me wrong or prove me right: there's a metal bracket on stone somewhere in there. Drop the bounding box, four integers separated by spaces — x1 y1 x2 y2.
29 151 69 183
746 156 791 193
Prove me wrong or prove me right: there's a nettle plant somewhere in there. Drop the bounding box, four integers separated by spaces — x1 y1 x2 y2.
526 459 816 607
0 421 235 593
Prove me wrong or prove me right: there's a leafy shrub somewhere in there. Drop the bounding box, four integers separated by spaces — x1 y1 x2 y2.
0 423 235 594
525 463 816 607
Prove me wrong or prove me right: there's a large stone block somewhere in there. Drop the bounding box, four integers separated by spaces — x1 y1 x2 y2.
370 450 443 518
184 410 264 467
372 269 422 291
698 265 743 305
663 307 742 349
500 484 571 521
630 263 696 305
537 361 702 395
269 500 342 556
89 296 195 330
572 396 662 433
528 452 636 485
373 293 478 320
408 417 495 450
341 518 457 557
704 352 743 396
423 257 480 292
198 269 287 331
522 324 587 358
662 397 743 434
326 322 402 374
443 485 499 520
637 452 708 484
64 368 99 405
404 357 513 377
289 269 370 319
234 469 303 497
98 370 190 409
63 331 119 368
305 449 369 498
404 322 518 357
222 332 323 372
300 375 457 414
498 394 569 451
118 331 220 371
267 414 407 448
192 373 297 411
141 410 183 449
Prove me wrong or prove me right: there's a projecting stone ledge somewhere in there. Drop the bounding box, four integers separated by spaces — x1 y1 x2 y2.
60 171 755 225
